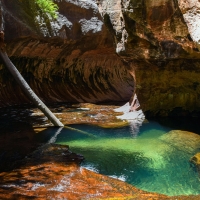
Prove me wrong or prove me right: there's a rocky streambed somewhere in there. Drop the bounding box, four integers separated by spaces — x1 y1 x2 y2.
0 103 200 199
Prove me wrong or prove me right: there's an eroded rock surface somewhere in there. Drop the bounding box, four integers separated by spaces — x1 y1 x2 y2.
1 0 200 115
178 0 200 50
159 130 200 153
0 0 133 107
0 162 171 200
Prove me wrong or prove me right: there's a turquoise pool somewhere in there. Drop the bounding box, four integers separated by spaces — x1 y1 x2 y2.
42 120 200 196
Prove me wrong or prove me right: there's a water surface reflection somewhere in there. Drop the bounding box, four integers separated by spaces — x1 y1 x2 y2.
55 120 200 196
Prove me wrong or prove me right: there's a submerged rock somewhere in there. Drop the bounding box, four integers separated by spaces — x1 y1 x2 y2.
27 143 84 165
191 153 200 165
159 130 200 153
0 0 133 107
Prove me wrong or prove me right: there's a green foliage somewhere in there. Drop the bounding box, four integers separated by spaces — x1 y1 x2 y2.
35 0 58 19
19 0 58 19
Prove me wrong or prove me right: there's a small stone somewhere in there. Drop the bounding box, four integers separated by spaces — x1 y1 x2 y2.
190 152 200 168
190 153 200 174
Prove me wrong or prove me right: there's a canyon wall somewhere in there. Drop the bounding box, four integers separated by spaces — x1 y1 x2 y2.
0 0 133 106
0 0 200 116
98 0 200 116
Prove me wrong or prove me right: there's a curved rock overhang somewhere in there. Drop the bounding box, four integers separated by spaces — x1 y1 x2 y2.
0 0 200 116
0 0 134 107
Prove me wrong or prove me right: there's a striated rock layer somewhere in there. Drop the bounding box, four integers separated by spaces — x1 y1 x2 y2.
0 0 133 107
0 0 200 115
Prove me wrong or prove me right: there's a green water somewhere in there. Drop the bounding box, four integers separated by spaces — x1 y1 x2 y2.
53 120 200 196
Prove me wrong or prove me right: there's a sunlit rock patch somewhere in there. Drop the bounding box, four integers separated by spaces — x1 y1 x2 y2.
29 103 132 128
178 0 200 50
0 162 171 200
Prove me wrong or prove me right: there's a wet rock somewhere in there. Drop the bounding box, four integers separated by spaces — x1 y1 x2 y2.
159 130 200 153
28 144 84 164
0 0 133 107
0 162 170 200
190 152 200 173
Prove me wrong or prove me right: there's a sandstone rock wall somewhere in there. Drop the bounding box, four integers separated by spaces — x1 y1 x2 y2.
0 0 200 116
0 0 133 107
98 0 200 116
178 0 200 50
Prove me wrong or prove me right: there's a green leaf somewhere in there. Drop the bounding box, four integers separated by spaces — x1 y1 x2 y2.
35 0 58 19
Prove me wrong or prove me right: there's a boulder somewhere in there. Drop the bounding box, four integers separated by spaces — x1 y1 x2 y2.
159 130 200 153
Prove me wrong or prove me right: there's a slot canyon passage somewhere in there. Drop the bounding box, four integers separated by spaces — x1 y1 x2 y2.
1 0 200 199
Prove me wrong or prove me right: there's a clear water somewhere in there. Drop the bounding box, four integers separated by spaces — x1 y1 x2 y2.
47 120 200 196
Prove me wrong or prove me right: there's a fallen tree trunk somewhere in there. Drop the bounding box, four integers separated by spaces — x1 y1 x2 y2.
0 2 63 127
0 50 64 127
